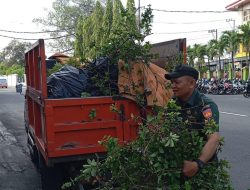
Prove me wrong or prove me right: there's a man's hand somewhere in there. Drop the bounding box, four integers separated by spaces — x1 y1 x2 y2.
182 160 199 177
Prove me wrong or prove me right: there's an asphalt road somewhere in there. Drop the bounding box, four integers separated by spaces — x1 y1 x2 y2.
207 94 250 190
0 87 41 190
0 88 249 190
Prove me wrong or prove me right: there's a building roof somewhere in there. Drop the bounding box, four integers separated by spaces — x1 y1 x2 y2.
226 0 250 10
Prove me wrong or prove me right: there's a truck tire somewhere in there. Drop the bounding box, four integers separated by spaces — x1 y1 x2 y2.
29 144 39 168
38 153 63 190
24 100 29 133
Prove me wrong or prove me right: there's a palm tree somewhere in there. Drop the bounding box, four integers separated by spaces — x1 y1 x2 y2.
238 22 250 78
206 40 218 78
220 30 240 78
211 38 226 79
192 43 207 77
205 39 225 78
187 45 195 67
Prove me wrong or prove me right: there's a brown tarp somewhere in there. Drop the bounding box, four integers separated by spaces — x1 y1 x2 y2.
118 60 173 107
48 53 70 64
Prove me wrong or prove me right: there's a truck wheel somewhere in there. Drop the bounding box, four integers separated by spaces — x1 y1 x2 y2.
38 153 63 190
24 100 28 133
29 145 39 168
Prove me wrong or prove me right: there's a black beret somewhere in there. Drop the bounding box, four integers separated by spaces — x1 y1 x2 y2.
165 65 199 80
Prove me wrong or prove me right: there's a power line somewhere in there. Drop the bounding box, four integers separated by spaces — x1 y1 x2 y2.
0 34 74 40
153 19 230 25
0 28 73 34
150 8 238 13
153 27 230 35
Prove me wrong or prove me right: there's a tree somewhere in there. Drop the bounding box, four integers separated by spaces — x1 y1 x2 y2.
6 64 25 77
238 22 250 73
192 43 206 74
1 40 32 66
100 0 113 46
126 0 137 32
206 39 218 73
74 16 85 62
207 40 218 61
92 1 104 57
207 38 226 78
0 63 7 75
221 30 240 77
81 14 95 59
0 63 24 77
33 0 95 53
187 45 195 67
76 1 105 60
217 38 226 72
110 0 124 37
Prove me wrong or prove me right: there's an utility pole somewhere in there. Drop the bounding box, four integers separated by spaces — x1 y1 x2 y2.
208 29 221 78
226 18 236 78
226 18 236 31
208 29 217 40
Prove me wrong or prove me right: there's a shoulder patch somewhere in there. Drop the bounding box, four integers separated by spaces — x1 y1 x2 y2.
202 105 213 119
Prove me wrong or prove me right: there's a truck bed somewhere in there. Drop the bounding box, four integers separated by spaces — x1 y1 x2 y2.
25 39 140 165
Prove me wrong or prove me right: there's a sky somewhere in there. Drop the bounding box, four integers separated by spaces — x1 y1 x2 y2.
0 0 54 51
0 0 239 54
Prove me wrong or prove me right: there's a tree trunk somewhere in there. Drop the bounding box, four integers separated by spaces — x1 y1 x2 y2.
231 51 234 78
208 58 211 79
218 56 221 79
248 52 250 80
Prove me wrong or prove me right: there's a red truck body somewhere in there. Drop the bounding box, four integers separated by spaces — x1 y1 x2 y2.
24 39 141 189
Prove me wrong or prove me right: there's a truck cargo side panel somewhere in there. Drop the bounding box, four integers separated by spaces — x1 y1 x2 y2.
44 98 140 158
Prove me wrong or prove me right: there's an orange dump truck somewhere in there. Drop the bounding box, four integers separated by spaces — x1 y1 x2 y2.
24 39 141 190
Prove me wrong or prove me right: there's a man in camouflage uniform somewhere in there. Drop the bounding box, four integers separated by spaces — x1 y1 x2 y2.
165 65 220 178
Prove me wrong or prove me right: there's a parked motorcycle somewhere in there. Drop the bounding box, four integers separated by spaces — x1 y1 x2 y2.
243 80 250 98
243 90 250 98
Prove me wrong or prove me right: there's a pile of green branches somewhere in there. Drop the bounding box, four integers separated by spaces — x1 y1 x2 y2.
62 100 233 190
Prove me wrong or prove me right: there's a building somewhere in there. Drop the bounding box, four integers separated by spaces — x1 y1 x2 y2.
226 0 250 24
150 38 187 70
226 0 250 80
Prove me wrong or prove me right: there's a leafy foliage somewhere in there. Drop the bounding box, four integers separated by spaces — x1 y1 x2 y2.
100 0 113 47
126 0 137 32
1 40 32 67
0 40 30 78
74 15 85 62
0 63 24 77
62 100 233 190
47 63 63 76
238 21 250 68
33 0 95 52
111 0 124 35
73 1 154 96
75 0 153 62
0 63 7 75
91 1 105 58
89 108 97 120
